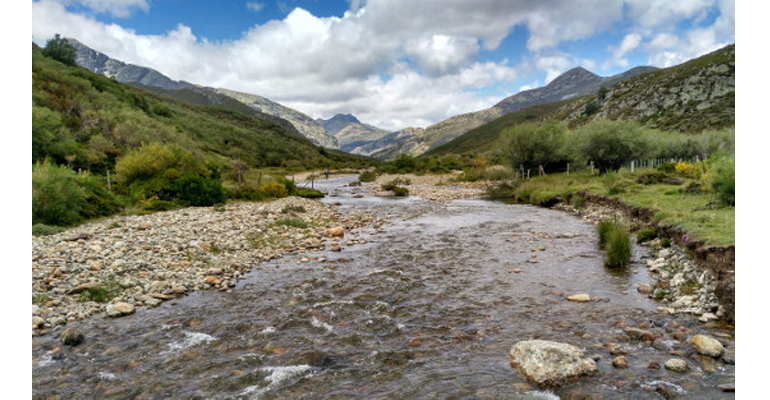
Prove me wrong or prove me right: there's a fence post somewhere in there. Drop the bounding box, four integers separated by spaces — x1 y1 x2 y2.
107 170 111 192
590 161 594 175
630 160 635 174
567 163 570 175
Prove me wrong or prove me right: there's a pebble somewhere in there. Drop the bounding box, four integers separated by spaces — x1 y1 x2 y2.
60 328 84 346
567 294 591 302
664 358 688 373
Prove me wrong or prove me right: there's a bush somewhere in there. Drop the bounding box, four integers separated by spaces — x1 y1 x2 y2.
293 188 325 199
32 160 85 226
602 171 625 195
260 181 289 198
635 171 683 185
42 34 76 66
571 120 649 174
636 228 658 243
485 181 520 199
78 173 123 219
32 223 66 237
657 162 677 173
597 220 632 268
275 217 308 229
709 154 735 206
502 122 570 173
171 174 226 206
115 142 206 199
391 186 410 197
358 170 378 182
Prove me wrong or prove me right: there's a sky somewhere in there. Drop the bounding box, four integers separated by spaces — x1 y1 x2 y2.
30 0 735 131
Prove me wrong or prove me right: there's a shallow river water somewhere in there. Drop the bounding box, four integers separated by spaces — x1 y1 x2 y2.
32 177 735 399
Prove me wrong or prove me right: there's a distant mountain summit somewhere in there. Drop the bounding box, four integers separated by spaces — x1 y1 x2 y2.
67 38 340 149
317 114 361 134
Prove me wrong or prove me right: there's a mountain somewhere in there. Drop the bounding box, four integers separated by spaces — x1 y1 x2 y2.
366 66 657 160
317 113 361 134
32 43 366 175
68 38 340 149
427 44 735 158
214 88 340 149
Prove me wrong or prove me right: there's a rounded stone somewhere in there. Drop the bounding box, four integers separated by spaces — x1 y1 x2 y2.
60 328 85 346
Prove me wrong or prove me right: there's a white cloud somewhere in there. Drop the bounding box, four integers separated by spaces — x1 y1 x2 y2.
31 0 734 131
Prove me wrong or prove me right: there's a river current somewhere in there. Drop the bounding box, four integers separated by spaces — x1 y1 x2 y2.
32 176 735 399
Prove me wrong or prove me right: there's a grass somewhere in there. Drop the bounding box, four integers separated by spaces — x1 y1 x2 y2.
274 217 309 229
79 280 123 303
501 168 734 246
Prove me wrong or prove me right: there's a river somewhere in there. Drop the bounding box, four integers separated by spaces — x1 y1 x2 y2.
32 176 735 399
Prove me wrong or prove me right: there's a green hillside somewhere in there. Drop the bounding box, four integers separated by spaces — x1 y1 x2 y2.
426 44 735 159
32 43 367 174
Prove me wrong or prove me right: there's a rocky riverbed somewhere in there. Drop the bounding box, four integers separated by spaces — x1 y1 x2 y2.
32 196 386 336
32 174 735 397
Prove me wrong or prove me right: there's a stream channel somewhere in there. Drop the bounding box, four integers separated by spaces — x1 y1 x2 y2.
32 176 735 399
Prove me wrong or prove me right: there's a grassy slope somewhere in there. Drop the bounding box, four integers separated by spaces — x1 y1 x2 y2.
32 44 370 174
511 169 734 246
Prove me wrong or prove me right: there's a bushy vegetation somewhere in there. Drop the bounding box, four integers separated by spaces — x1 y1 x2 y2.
31 39 358 229
501 122 570 174
597 219 632 268
709 154 735 206
358 170 378 182
636 228 658 243
381 178 411 197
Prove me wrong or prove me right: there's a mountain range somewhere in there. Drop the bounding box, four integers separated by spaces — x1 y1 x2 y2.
67 38 733 161
68 38 340 150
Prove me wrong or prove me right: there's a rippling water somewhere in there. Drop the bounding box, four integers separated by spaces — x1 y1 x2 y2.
32 177 734 399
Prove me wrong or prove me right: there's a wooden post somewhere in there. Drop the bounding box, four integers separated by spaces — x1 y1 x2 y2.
567 163 570 175
590 161 594 175
539 165 545 176
107 170 111 192
527 169 531 179
257 170 262 185
630 160 635 174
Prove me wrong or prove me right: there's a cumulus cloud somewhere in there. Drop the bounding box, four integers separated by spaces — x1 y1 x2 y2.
31 0 735 131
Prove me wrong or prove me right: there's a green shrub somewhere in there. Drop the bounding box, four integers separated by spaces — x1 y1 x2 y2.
281 205 306 214
115 142 207 199
636 228 658 243
229 184 270 201
79 280 122 303
32 160 85 226
485 181 520 199
391 186 410 197
293 188 325 199
78 173 123 219
260 181 289 198
359 170 377 182
709 154 735 206
657 162 677 173
602 171 625 195
275 217 308 229
32 223 66 237
141 198 178 211
635 171 683 185
172 174 226 206
597 219 632 268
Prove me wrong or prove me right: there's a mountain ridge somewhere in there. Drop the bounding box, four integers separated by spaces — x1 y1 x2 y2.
67 38 340 149
365 65 658 160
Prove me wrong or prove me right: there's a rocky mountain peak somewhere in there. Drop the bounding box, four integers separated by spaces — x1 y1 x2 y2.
318 113 362 134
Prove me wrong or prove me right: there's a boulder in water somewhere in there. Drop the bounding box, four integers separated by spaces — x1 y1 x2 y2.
509 340 598 387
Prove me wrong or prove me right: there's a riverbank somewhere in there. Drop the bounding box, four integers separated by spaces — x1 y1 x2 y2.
32 196 386 336
32 172 732 337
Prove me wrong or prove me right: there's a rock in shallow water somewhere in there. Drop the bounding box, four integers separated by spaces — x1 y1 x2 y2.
509 340 598 387
60 328 84 346
690 334 724 357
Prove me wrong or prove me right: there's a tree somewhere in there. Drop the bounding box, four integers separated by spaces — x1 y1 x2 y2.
231 159 250 189
502 122 570 173
42 34 77 66
571 120 649 174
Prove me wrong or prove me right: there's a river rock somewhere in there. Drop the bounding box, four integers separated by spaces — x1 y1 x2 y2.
612 356 628 368
637 283 654 294
33 316 46 329
690 334 724 357
106 302 135 318
625 327 656 343
325 226 345 237
567 293 591 302
509 340 598 387
60 328 84 346
664 358 688 372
